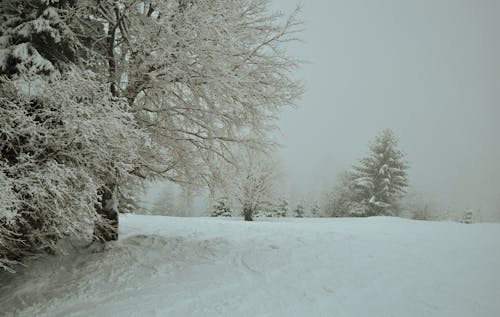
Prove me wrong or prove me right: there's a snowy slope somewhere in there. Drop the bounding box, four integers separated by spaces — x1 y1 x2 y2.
1 215 499 317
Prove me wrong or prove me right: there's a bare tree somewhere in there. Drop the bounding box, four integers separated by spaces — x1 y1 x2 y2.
214 150 282 221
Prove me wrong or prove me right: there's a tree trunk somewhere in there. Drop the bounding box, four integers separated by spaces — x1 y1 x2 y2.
243 206 253 221
94 184 119 241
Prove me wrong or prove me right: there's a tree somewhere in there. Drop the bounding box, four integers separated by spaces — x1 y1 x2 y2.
350 129 409 216
77 0 303 232
276 198 289 217
0 0 136 264
150 185 178 216
210 197 232 217
310 202 320 217
460 209 474 224
215 149 282 221
293 201 305 218
0 0 303 271
0 71 146 269
399 188 441 221
323 170 365 217
73 0 303 186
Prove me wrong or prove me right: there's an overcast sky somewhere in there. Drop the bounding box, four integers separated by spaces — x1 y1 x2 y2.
273 0 500 218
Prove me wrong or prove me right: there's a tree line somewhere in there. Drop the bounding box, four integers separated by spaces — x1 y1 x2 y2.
204 129 410 220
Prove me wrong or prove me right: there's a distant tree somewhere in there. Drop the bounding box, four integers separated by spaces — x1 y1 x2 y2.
310 202 320 217
210 198 232 217
350 129 409 216
293 201 305 218
150 186 178 216
275 198 289 217
399 188 441 220
460 209 474 224
216 150 282 221
255 199 275 217
323 170 366 217
239 153 281 221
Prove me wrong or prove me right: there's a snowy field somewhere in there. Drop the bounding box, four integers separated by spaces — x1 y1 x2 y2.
1 215 499 317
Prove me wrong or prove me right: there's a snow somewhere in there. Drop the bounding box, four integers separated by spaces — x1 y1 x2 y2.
1 215 499 317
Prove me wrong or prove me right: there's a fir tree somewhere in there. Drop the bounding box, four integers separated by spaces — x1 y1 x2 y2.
210 198 232 217
351 129 409 216
293 202 305 218
276 199 289 217
310 203 320 217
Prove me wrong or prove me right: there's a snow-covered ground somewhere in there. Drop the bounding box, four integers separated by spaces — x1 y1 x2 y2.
1 215 499 317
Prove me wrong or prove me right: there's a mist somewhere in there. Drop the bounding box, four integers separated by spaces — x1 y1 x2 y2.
273 0 500 220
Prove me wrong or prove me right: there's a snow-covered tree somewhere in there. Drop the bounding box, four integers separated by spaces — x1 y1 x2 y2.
350 129 409 216
0 71 146 270
323 170 365 217
210 198 232 217
78 0 303 229
0 0 303 271
0 0 80 76
215 149 282 221
293 201 305 218
74 0 303 187
276 198 289 217
150 186 178 216
310 202 320 217
460 209 474 224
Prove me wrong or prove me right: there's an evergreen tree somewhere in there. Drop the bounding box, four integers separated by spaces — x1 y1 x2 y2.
310 202 320 217
351 129 409 216
293 201 305 218
0 0 80 77
210 198 232 217
276 199 289 217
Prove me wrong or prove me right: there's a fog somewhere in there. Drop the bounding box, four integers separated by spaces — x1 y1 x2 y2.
274 0 500 219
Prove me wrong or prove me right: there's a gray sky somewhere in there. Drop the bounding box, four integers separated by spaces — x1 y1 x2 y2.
274 0 500 218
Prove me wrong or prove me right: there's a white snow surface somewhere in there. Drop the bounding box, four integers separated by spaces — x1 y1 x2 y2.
1 215 499 317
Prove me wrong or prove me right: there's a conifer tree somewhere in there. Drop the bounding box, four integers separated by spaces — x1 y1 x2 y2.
351 129 409 216
210 198 232 217
310 203 320 217
276 199 289 217
293 201 305 218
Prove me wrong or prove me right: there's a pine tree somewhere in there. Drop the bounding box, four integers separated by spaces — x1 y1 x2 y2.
310 203 320 217
276 199 289 217
293 202 305 218
351 129 409 216
210 198 232 217
0 0 80 76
